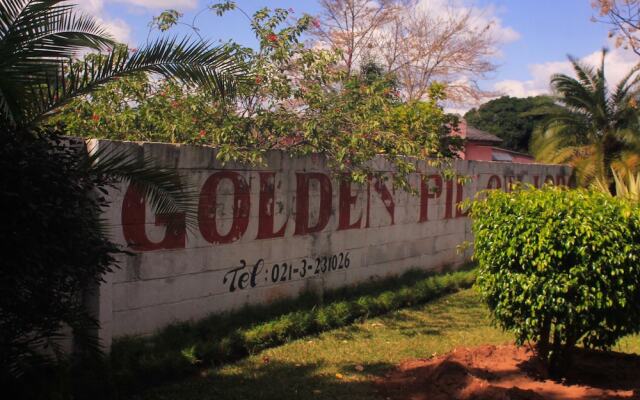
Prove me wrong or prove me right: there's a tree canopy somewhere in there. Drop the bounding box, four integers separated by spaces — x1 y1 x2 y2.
531 50 640 187
52 5 463 190
463 95 560 153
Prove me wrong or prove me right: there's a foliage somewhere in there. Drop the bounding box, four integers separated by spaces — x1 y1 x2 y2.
531 49 640 187
311 0 499 101
463 95 560 153
105 268 476 396
0 132 119 388
0 0 245 129
54 4 462 189
0 0 244 395
470 185 640 374
592 0 640 56
594 168 640 202
49 71 225 144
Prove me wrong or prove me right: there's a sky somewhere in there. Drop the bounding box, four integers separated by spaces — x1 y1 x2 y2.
78 0 639 111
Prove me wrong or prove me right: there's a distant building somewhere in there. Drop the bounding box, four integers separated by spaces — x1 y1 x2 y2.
454 120 535 164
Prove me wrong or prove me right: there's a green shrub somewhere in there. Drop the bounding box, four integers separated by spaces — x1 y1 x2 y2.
470 185 640 374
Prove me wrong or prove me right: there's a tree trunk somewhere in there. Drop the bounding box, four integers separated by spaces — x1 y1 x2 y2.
536 316 551 361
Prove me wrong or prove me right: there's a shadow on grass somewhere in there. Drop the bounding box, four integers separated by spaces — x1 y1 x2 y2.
138 359 393 400
377 290 489 338
328 325 373 341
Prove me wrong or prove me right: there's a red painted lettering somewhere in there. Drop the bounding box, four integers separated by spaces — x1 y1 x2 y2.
444 179 454 219
455 180 467 218
487 175 502 190
366 176 395 226
256 172 288 240
121 184 186 251
338 179 362 230
294 173 332 235
504 175 515 192
198 171 250 244
419 174 443 222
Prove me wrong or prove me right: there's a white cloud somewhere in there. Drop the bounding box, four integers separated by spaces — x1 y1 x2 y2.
77 0 105 15
100 17 132 43
69 0 198 43
69 0 132 43
415 0 521 50
492 40 640 99
111 0 198 10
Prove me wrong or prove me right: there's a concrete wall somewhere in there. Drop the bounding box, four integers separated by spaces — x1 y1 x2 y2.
91 139 571 348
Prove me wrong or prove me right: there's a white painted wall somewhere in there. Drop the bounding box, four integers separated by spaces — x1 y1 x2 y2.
90 139 571 348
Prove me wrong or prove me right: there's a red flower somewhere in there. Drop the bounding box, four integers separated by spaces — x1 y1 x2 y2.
171 100 180 108
199 130 206 138
312 18 321 29
255 75 263 84
267 33 278 43
91 114 100 122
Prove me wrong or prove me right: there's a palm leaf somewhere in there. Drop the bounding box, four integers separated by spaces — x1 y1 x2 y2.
17 37 246 127
611 63 640 106
0 0 248 127
0 0 115 125
567 55 597 90
83 143 199 232
0 1 112 85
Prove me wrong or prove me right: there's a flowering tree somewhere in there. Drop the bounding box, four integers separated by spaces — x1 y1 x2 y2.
593 0 640 55
310 0 499 102
52 2 462 189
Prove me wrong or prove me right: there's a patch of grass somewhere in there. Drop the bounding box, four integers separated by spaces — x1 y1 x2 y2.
109 267 476 396
615 334 640 354
136 289 511 400
136 289 640 400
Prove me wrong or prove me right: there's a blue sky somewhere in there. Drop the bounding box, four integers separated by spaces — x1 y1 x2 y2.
84 0 634 107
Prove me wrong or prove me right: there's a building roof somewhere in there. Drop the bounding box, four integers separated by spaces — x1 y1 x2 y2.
465 126 503 143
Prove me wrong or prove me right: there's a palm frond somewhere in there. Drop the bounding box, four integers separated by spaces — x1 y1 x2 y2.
550 73 596 114
0 0 32 37
567 54 597 89
0 0 115 125
18 37 246 127
611 63 640 106
83 143 199 232
0 1 111 72
593 167 640 201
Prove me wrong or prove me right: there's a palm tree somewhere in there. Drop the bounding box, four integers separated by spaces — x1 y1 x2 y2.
0 1 246 377
531 49 640 187
0 0 247 218
0 0 244 129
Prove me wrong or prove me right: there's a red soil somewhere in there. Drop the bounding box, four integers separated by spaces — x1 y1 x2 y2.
376 344 640 400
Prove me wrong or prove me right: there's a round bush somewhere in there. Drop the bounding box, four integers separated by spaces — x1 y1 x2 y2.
469 186 640 371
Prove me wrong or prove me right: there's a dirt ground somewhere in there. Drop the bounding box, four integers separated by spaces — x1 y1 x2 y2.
376 344 640 400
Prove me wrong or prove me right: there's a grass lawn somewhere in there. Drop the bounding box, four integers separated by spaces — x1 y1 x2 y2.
135 289 640 400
